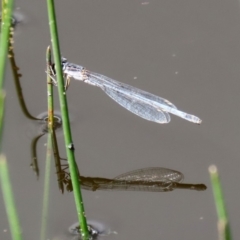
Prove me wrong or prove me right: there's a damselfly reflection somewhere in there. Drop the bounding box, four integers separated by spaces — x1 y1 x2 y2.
62 168 206 192
50 58 202 124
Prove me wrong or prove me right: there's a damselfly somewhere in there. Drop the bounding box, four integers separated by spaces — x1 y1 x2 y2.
51 58 202 124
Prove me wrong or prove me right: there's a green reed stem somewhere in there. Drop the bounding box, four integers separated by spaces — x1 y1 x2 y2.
0 0 14 89
40 132 52 240
46 46 54 126
0 90 5 147
46 1 89 239
46 46 54 133
209 165 232 240
40 47 54 240
0 155 23 240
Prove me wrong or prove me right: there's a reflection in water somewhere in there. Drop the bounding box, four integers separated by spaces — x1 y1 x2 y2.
30 123 64 189
55 167 205 239
8 24 40 121
61 167 207 193
9 41 47 178
27 127 207 193
68 220 117 240
8 29 64 185
30 133 44 178
69 222 99 240
37 112 62 133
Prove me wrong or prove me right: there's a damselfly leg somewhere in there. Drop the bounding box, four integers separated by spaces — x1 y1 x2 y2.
46 63 71 90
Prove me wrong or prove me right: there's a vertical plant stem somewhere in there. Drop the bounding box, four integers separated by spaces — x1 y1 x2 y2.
0 0 14 89
40 47 54 240
209 165 232 240
46 46 54 126
40 133 52 240
0 90 5 147
0 0 14 149
0 155 23 240
46 1 89 239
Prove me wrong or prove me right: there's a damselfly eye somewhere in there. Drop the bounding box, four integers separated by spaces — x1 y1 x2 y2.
61 57 68 63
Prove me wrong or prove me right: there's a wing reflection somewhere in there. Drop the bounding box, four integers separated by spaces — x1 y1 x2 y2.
62 167 206 192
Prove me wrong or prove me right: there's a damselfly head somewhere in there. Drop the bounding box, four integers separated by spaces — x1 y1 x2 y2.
61 57 69 71
61 57 68 64
50 57 68 75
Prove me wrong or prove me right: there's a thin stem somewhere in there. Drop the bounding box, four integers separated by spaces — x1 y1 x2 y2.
46 1 89 239
0 0 14 89
40 46 54 240
46 46 54 126
209 165 231 240
0 155 23 240
40 132 52 240
0 90 5 148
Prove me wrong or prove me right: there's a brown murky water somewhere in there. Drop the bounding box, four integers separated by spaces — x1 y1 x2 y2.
1 1 240 239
